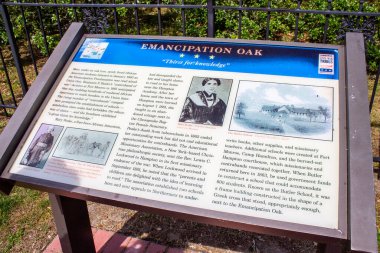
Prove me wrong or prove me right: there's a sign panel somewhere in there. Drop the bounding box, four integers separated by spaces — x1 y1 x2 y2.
7 37 344 230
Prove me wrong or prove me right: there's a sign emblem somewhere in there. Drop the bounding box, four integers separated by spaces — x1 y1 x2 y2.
318 54 334 75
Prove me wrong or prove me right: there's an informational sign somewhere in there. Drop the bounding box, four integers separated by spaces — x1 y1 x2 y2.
8 37 343 229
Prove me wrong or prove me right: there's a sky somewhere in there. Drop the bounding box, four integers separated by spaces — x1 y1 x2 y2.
236 81 333 112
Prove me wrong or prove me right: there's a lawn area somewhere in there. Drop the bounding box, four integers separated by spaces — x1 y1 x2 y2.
0 55 56 252
0 188 55 253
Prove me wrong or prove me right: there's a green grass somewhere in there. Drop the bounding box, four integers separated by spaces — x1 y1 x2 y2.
4 228 24 253
0 188 28 252
0 117 9 134
0 193 22 227
0 187 54 253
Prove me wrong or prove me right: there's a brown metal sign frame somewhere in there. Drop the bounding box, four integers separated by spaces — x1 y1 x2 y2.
0 23 376 253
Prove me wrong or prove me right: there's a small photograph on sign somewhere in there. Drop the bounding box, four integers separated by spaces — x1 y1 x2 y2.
53 128 117 165
179 76 233 126
20 124 64 169
318 54 334 75
80 42 109 59
230 81 334 141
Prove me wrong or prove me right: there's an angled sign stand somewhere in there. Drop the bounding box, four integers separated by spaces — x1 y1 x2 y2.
0 23 376 253
0 23 86 193
345 33 377 253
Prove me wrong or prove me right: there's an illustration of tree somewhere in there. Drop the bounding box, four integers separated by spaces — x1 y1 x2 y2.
318 106 329 122
305 109 315 122
235 102 247 119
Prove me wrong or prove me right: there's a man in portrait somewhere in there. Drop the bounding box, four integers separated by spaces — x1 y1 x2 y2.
23 127 55 167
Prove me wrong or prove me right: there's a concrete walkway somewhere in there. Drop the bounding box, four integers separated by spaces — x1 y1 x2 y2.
43 228 192 253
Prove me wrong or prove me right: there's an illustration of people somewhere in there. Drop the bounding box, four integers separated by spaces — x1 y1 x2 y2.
62 134 75 152
23 127 54 167
67 133 88 154
59 132 111 160
77 133 88 154
87 141 100 156
179 77 227 126
98 141 110 159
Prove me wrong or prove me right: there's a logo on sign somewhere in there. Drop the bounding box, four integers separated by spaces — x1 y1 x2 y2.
318 54 334 75
80 42 109 59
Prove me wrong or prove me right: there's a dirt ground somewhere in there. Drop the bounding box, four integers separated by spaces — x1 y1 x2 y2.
82 175 375 253
86 202 318 253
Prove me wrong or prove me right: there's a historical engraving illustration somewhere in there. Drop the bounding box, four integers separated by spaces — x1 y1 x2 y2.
179 76 233 126
53 128 117 165
20 124 64 168
230 81 334 140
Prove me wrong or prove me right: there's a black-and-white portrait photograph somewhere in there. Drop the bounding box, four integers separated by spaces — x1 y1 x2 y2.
230 81 334 141
53 128 117 165
179 76 233 126
20 124 63 169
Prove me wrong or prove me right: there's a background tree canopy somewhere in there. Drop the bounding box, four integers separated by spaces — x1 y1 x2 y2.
0 0 379 72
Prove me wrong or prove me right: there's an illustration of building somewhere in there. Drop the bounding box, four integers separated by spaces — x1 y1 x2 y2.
261 105 328 122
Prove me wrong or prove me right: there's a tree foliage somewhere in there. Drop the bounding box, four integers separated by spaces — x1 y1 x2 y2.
235 102 247 119
318 106 330 123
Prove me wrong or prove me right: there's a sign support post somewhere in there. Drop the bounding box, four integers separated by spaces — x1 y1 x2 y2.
49 194 95 253
0 178 14 195
346 32 377 253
